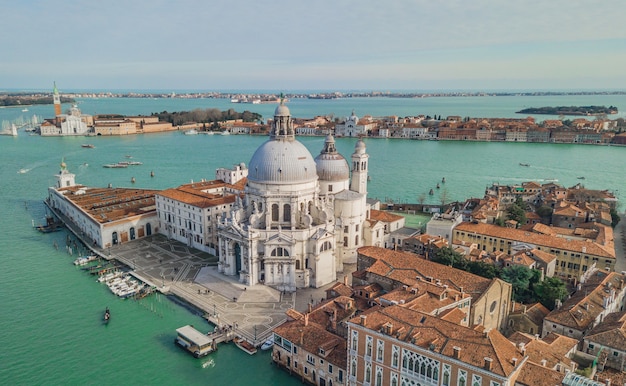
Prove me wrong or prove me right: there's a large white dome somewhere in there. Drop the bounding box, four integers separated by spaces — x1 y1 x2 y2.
248 139 318 184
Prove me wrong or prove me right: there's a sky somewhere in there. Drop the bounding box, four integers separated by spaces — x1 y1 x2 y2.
2 0 626 92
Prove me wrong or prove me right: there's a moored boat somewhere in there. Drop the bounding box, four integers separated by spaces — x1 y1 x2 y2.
81 144 95 148
260 335 274 351
103 307 110 323
234 336 257 355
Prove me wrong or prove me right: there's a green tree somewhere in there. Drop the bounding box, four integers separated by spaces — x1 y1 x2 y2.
506 198 527 225
500 265 534 302
467 261 500 279
610 208 621 228
536 205 553 219
432 247 467 270
534 277 568 310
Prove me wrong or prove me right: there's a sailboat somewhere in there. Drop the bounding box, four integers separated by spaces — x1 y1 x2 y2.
11 124 18 136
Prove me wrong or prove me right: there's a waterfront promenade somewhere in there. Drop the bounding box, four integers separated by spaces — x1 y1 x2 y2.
107 235 352 346
52 191 350 347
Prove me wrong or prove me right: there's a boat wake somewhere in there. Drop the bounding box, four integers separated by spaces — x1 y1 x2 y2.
201 358 215 368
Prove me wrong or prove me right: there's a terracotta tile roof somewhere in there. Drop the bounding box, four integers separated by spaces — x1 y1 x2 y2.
158 178 244 209
437 307 467 325
454 222 615 259
59 185 159 223
508 332 577 370
369 209 404 223
358 246 493 300
531 223 557 236
326 282 353 298
349 305 520 377
515 361 565 386
544 270 626 330
594 368 626 386
585 311 626 350
274 316 347 368
510 302 550 326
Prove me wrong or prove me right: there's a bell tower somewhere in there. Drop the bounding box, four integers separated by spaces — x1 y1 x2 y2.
53 81 62 116
350 138 369 194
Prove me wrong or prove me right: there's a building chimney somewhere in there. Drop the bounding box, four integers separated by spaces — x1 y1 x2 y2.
360 315 367 326
344 275 348 286
453 346 461 359
304 313 309 327
511 357 518 366
540 359 547 367
308 303 312 313
518 342 526 355
484 357 493 371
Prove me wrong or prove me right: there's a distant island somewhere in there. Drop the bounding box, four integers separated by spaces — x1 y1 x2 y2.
0 94 74 107
516 105 618 116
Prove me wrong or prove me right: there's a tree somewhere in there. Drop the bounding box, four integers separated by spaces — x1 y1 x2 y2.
610 208 621 228
506 198 527 225
432 247 467 270
536 205 553 219
467 261 500 279
500 265 534 302
534 277 568 310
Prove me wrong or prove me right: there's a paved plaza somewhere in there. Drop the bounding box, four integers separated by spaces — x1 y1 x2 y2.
109 234 352 345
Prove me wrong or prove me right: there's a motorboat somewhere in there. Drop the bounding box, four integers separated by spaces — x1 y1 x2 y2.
234 337 257 355
519 163 530 167
81 144 95 148
73 255 98 266
103 163 128 168
260 335 274 351
103 307 110 323
184 129 198 135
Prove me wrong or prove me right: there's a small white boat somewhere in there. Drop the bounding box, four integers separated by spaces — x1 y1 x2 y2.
260 335 274 351
184 129 198 135
22 108 28 112
221 130 230 135
73 255 98 266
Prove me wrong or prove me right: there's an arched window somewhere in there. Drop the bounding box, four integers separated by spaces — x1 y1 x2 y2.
270 247 289 257
283 204 291 222
272 204 279 222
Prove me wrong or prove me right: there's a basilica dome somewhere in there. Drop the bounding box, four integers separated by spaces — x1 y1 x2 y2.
248 138 318 184
315 134 349 181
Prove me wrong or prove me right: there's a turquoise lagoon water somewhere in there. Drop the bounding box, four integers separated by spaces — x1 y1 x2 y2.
1 95 625 385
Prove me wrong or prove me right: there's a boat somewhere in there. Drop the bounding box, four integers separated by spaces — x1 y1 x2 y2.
260 335 274 351
175 325 217 358
429 189 434 195
18 168 29 174
184 129 198 135
150 171 155 177
34 215 64 233
519 163 530 167
221 130 230 135
103 307 110 323
128 161 143 165
81 144 95 148
577 176 585 180
73 255 98 266
442 177 446 183
10 123 18 136
436 183 440 189
103 163 128 168
22 108 28 112
234 337 257 355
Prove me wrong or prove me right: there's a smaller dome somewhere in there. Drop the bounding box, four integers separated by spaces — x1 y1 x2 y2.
275 103 290 117
355 139 366 154
315 134 349 181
